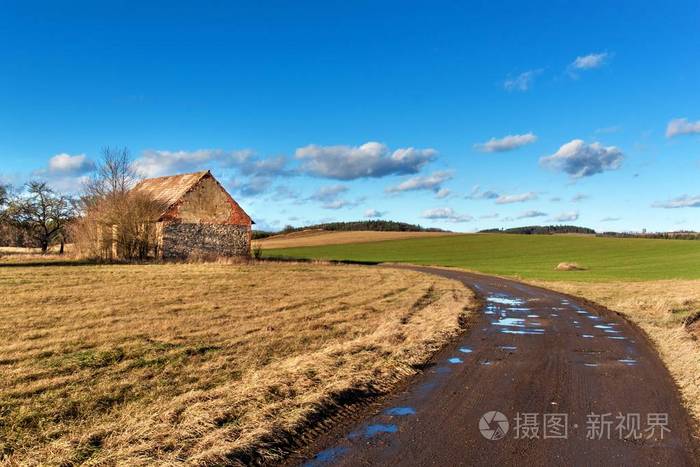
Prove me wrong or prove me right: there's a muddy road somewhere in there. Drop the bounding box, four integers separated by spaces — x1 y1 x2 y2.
297 266 698 466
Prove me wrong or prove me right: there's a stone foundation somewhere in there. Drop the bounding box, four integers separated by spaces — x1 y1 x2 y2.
160 222 250 260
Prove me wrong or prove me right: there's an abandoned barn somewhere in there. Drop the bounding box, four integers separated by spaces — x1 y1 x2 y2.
129 170 253 260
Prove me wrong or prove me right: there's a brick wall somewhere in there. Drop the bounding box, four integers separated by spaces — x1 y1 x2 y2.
161 223 250 260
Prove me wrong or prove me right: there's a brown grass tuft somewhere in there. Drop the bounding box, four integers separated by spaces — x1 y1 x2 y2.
555 262 586 271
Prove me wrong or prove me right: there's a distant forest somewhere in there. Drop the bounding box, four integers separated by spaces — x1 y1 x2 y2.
597 231 700 240
479 225 596 235
253 220 445 239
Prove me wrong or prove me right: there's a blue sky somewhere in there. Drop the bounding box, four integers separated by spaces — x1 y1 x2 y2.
2 1 699 232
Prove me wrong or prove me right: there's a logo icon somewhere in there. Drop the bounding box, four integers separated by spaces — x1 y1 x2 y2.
479 411 509 440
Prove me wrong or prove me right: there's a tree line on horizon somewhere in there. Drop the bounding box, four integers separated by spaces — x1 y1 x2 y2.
478 225 597 235
253 220 445 239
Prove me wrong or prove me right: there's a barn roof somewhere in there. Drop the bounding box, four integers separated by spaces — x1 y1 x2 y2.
132 170 254 224
133 170 209 210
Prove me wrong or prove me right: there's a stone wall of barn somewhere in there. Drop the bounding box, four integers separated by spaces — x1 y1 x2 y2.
160 222 251 260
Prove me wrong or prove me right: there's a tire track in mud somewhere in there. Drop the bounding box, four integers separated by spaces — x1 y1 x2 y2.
292 266 699 467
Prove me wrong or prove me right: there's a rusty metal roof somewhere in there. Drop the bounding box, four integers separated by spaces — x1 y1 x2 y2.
133 170 209 215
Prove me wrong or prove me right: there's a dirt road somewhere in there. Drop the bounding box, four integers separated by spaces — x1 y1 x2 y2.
297 266 698 466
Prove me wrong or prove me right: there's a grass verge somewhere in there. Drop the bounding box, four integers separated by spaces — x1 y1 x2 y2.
0 260 474 465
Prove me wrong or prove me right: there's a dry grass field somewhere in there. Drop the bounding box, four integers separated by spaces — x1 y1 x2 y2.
255 230 456 250
531 279 700 424
0 260 474 465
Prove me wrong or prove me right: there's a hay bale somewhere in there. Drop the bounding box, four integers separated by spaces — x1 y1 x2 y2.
555 262 586 271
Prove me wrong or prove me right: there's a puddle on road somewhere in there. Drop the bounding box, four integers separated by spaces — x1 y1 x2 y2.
508 307 532 312
499 345 517 351
608 336 626 340
493 317 526 328
304 447 350 466
618 358 638 366
480 360 493 365
594 324 613 330
385 407 416 416
458 347 473 354
500 328 545 335
584 363 599 367
527 314 540 318
448 357 463 364
581 334 594 338
487 296 525 306
363 424 398 437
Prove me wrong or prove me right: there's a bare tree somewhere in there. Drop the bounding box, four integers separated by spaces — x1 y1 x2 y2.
0 183 8 208
84 147 138 200
7 181 76 253
74 147 162 260
0 183 9 225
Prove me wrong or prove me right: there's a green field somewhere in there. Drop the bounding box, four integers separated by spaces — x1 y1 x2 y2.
265 234 700 281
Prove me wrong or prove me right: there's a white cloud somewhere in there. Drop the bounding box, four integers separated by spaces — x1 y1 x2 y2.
666 118 700 138
540 139 623 178
239 155 289 176
504 69 542 92
517 210 547 219
134 149 249 177
480 213 500 219
386 170 453 194
571 193 589 202
495 192 538 204
571 52 610 70
466 185 499 200
31 153 96 192
47 153 95 176
474 133 537 153
364 208 386 218
134 148 267 178
652 195 700 209
550 210 580 222
421 207 473 223
295 142 436 180
435 188 451 199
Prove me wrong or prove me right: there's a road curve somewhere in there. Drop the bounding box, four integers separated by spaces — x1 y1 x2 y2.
298 266 698 466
